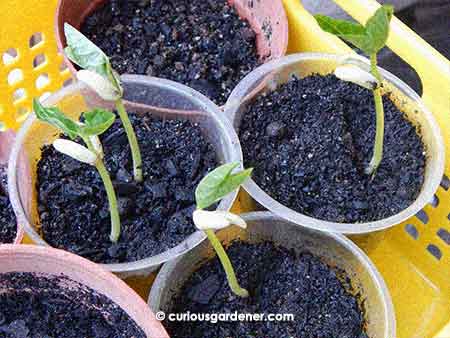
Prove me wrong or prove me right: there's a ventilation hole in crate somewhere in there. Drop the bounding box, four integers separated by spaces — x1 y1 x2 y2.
60 61 69 72
33 54 46 68
16 107 29 123
13 88 26 102
36 74 50 90
2 48 18 65
63 78 74 87
7 68 24 85
405 224 419 240
426 244 442 260
437 229 450 245
430 194 439 208
40 92 52 101
415 210 429 224
29 33 44 48
441 175 450 190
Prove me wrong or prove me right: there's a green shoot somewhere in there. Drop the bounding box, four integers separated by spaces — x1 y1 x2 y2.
315 5 394 175
64 23 143 183
33 98 122 243
194 162 253 298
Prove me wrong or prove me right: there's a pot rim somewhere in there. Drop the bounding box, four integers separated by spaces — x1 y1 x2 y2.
224 52 446 234
148 211 396 338
0 130 25 245
0 243 169 337
54 0 289 104
8 74 243 274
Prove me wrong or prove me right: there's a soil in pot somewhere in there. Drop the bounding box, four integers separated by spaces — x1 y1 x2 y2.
37 112 218 264
0 272 145 337
166 241 368 338
240 74 426 223
81 0 262 105
0 167 17 244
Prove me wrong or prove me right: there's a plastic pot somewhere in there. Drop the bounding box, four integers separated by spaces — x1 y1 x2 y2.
8 75 242 278
55 0 288 88
0 244 169 337
224 53 445 234
149 211 396 338
0 130 25 244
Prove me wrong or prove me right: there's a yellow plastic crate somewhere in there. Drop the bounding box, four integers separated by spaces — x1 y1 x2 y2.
0 0 449 337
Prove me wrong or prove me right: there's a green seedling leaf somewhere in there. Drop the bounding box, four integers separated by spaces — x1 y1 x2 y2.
64 23 110 77
33 99 80 139
64 23 122 92
196 162 253 210
365 5 394 53
314 15 372 53
81 109 116 136
315 5 393 55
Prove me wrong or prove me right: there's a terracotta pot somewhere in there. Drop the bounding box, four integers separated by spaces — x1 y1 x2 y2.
55 0 288 78
0 244 169 337
148 212 396 338
224 53 445 234
0 130 25 244
8 75 242 278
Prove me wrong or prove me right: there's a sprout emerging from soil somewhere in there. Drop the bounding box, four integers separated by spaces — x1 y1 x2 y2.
194 162 253 298
33 99 122 243
315 5 394 175
64 23 143 183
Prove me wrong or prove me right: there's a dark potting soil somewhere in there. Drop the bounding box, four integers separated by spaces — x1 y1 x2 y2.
0 167 17 244
167 241 367 338
81 0 262 106
240 74 426 223
0 272 145 338
37 113 218 264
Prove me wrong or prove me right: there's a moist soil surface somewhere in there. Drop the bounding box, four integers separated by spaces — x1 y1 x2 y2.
37 112 217 264
0 167 17 244
240 74 426 223
0 272 145 338
82 0 262 106
167 241 367 338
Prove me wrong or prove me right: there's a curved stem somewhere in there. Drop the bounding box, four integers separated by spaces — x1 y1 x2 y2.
205 229 249 298
365 54 385 175
115 99 143 182
84 137 121 242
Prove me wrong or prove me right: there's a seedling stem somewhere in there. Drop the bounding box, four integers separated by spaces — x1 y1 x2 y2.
115 99 143 182
205 229 249 298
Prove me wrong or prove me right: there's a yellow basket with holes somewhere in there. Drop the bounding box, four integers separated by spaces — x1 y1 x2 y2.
0 0 449 337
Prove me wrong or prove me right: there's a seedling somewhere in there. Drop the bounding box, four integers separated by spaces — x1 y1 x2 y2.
33 99 122 243
315 5 394 175
64 23 143 183
193 162 253 298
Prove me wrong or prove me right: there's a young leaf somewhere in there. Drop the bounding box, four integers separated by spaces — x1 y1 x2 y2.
81 109 116 136
365 5 394 53
64 23 122 92
64 23 110 78
33 99 80 139
314 15 372 53
196 162 253 210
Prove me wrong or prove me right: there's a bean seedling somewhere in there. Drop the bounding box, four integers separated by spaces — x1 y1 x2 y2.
315 5 394 175
64 23 143 182
33 99 122 243
193 162 253 298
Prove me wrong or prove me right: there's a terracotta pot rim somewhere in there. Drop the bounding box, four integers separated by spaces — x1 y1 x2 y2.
54 0 289 107
0 244 169 337
224 52 446 235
